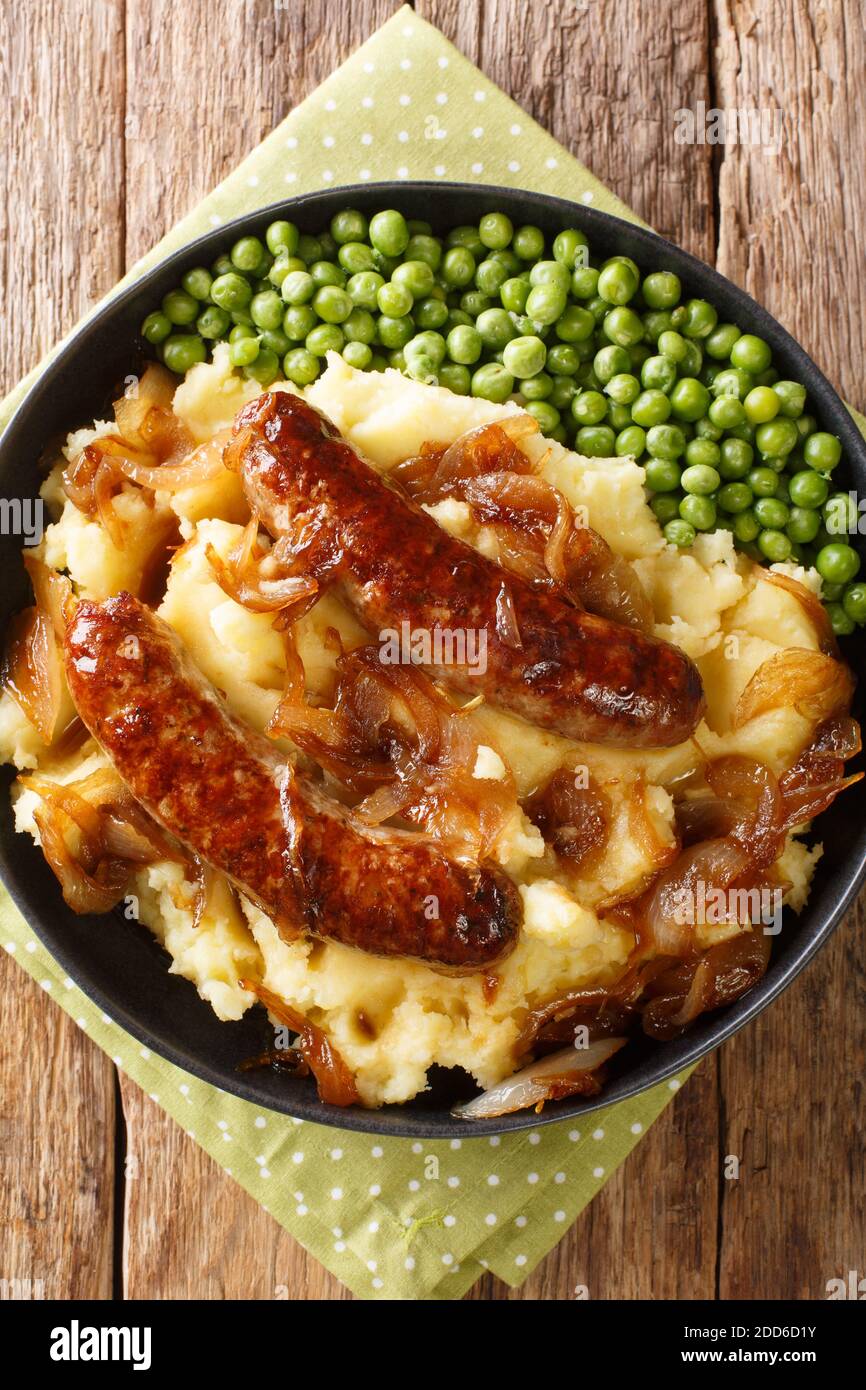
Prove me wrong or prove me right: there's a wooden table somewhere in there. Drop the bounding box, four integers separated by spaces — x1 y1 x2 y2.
2 0 863 1301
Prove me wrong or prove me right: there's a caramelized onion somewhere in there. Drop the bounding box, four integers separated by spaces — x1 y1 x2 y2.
240 979 359 1106
759 567 838 656
396 421 653 631
734 648 854 730
2 558 72 743
452 1037 627 1119
527 767 612 873
205 517 319 616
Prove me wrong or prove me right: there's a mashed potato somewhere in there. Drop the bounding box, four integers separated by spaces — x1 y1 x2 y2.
0 351 831 1105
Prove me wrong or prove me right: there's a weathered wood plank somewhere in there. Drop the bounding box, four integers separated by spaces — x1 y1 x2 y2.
118 0 400 1302
0 0 124 1301
712 0 866 1298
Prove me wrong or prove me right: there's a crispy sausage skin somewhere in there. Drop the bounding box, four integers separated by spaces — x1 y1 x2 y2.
64 594 520 972
228 392 705 748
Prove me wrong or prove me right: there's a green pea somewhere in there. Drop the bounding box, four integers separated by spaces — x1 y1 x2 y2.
522 372 554 401
500 277 530 314
500 335 545 378
632 389 671 427
598 260 639 305
788 469 829 509
645 459 682 492
343 307 376 344
369 209 410 258
743 385 779 424
718 482 753 514
405 235 443 271
585 295 609 325
512 225 545 260
281 270 315 306
312 285 353 324
491 248 522 276
664 518 696 547
526 401 561 433
591 345 629 384
694 415 723 441
443 324 481 365
651 494 681 525
439 362 471 396
642 311 675 345
797 413 817 439
446 309 473 331
192 305 227 341
641 354 678 393
540 344 576 376
730 509 760 544
571 265 600 299
603 306 645 347
229 323 256 344
470 362 514 403
577 425 616 457
551 305 592 345
756 528 791 561
260 328 291 357
406 331 446 366
162 334 207 374
605 373 641 405
552 228 589 268
295 234 321 264
707 395 746 430
179 266 212 302
678 299 717 340
329 209 367 246
338 242 377 275
680 493 716 531
842 582 866 625
346 271 385 310
478 212 513 250
704 322 741 360
606 403 631 431
572 390 608 426
375 281 411 318
729 333 772 374
229 335 260 368
460 291 491 319
476 308 516 350
803 432 842 473
309 261 345 289
826 601 856 636
616 425 646 458
162 289 200 326
377 314 414 350
772 380 807 419
283 304 317 341
248 289 283 332
141 311 172 345
642 271 681 309
646 424 686 460
755 416 799 457
391 260 434 300
305 323 344 357
415 297 449 330
669 377 710 422
786 506 821 544
681 463 720 496
441 246 476 288
550 377 578 409
711 367 753 400
685 438 720 468
211 254 234 278
747 466 779 498
654 330 685 364
229 236 265 273
526 283 568 326
754 497 790 529
404 354 439 384
266 220 300 257
473 257 507 298
268 255 301 290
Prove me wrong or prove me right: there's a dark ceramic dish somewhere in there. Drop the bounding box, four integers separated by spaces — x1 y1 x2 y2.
1 184 863 1138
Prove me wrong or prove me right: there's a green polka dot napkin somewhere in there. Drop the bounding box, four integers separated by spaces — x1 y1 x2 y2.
0 5 692 1300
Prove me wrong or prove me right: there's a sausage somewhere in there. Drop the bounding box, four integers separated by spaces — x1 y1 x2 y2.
227 392 705 748
63 593 520 972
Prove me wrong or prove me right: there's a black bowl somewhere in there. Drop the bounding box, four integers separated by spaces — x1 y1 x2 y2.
1 183 864 1138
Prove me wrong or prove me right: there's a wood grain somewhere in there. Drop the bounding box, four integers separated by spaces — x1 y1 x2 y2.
0 0 864 1302
0 0 123 1303
712 0 866 1299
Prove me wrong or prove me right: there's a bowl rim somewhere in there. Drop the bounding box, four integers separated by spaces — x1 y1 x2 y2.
1 180 864 1139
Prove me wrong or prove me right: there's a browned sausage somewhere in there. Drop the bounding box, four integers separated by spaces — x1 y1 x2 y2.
227 392 705 748
64 593 520 972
